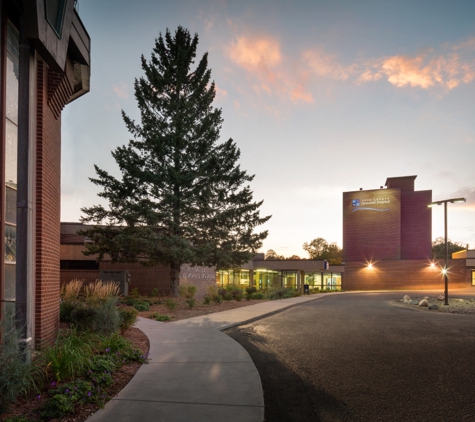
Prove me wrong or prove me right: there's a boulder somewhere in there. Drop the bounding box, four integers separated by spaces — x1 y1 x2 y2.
429 304 439 310
418 299 429 307
437 295 445 301
403 295 411 301
411 300 419 305
423 296 429 300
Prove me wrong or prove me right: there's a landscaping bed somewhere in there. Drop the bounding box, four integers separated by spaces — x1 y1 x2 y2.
395 294 475 314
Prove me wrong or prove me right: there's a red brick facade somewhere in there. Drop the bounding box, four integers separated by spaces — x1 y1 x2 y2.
35 59 72 344
344 259 468 291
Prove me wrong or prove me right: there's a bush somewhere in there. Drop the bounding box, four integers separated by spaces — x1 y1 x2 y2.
231 289 244 301
119 306 138 332
60 300 79 323
0 315 40 413
223 293 233 301
150 288 159 297
251 292 265 300
185 298 196 309
129 287 140 298
213 294 222 304
41 329 94 382
133 301 150 312
94 298 121 335
179 284 197 299
246 286 257 295
165 299 178 310
203 295 211 305
149 313 171 322
85 280 120 304
70 305 97 332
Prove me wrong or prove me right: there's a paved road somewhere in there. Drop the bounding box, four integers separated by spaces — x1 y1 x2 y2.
226 292 475 422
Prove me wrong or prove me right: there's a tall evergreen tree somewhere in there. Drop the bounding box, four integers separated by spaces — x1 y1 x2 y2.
80 27 270 296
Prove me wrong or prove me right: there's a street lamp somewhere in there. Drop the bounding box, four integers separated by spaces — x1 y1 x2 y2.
427 197 466 305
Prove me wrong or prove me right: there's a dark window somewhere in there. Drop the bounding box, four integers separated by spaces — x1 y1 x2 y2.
45 0 67 37
60 260 99 270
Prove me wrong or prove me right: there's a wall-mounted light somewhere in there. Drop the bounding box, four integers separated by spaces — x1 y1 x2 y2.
430 262 436 268
367 263 373 269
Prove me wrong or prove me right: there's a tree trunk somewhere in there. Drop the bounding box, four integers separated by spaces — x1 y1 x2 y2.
170 261 181 297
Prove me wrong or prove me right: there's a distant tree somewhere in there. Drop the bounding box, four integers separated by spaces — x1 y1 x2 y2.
265 249 285 260
80 27 270 296
303 238 343 265
287 255 301 260
432 237 465 259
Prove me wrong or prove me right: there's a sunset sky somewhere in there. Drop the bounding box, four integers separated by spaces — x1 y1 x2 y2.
62 0 475 257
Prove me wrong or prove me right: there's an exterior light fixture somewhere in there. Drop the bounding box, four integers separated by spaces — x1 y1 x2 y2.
427 197 466 305
367 263 373 269
430 262 435 268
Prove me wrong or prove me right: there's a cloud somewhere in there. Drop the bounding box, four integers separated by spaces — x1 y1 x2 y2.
359 37 475 90
112 81 129 99
215 85 228 101
451 186 475 207
302 49 357 81
226 35 313 105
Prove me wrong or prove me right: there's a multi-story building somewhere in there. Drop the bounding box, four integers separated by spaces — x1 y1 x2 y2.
343 175 467 290
0 0 90 347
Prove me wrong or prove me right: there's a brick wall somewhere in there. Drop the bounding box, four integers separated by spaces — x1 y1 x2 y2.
35 59 73 345
99 261 171 296
60 270 99 286
343 259 468 291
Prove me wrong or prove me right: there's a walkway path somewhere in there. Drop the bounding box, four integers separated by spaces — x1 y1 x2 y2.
87 293 328 422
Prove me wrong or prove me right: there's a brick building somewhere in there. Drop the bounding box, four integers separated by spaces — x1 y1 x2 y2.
343 176 468 290
60 222 216 298
0 1 90 347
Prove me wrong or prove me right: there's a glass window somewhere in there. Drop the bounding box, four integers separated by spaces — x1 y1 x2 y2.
4 264 16 300
45 0 67 36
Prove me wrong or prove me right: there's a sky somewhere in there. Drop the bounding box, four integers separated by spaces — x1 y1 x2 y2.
62 0 475 257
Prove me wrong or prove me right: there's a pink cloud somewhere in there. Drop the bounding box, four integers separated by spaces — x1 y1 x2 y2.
226 35 313 105
359 38 475 90
302 49 357 80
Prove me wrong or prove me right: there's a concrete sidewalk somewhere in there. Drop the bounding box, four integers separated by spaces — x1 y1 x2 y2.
87 293 330 422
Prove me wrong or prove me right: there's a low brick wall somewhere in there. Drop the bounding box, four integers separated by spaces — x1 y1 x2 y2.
343 259 468 291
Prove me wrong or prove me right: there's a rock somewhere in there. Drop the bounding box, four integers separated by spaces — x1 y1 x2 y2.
423 296 429 300
456 299 465 302
418 299 429 307
437 295 445 301
411 300 419 305
403 295 411 301
470 298 475 302
429 304 439 310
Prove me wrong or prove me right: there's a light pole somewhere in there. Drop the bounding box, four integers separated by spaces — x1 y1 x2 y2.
427 197 466 305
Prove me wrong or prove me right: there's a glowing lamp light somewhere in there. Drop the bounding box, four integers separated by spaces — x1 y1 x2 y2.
367 263 373 269
442 268 448 275
430 262 435 268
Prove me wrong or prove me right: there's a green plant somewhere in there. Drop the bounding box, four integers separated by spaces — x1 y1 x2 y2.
231 289 244 301
223 293 233 301
129 287 140 298
246 286 257 295
150 288 159 297
203 295 211 305
4 416 35 422
133 301 150 312
185 298 196 309
251 292 264 300
85 280 120 304
93 297 121 335
149 313 171 322
70 305 97 331
118 306 138 332
213 294 222 304
179 284 197 299
165 298 178 310
41 329 94 382
60 300 79 323
0 315 40 413
40 393 75 419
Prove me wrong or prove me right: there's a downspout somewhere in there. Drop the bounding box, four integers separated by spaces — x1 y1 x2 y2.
16 14 34 353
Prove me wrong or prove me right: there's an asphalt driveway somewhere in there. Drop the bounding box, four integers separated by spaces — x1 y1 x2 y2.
226 291 475 422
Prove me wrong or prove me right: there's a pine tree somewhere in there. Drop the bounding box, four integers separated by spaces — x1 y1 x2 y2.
80 27 270 296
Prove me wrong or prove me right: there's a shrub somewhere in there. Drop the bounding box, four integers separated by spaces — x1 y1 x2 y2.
231 289 244 301
41 329 94 382
246 286 257 295
165 299 178 310
133 301 150 312
70 305 97 332
119 306 138 332
251 292 265 300
60 300 79 323
149 313 171 322
0 315 40 413
85 280 120 304
60 279 84 302
129 287 140 298
93 298 121 335
150 288 159 297
203 295 211 305
223 293 233 301
179 284 197 299
213 294 222 304
217 288 227 298
185 298 196 309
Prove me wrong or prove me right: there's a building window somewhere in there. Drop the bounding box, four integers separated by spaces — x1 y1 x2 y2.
60 260 99 270
45 0 67 37
3 21 20 313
